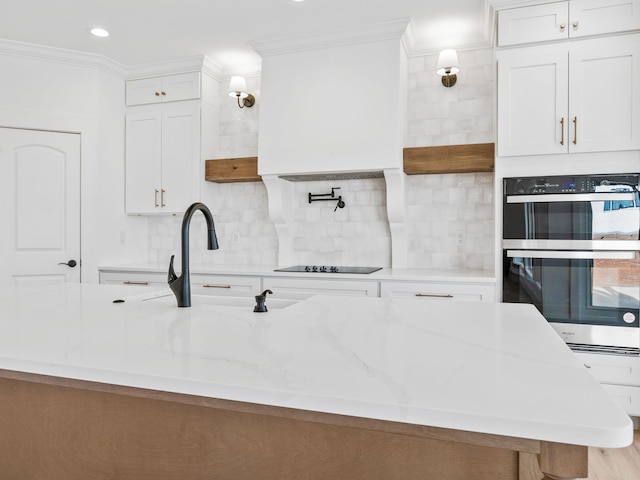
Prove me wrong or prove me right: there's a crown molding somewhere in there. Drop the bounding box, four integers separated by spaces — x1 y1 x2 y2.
126 55 224 80
251 18 411 57
0 39 126 78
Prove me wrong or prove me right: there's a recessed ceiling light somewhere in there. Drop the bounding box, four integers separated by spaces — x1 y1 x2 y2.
90 27 110 38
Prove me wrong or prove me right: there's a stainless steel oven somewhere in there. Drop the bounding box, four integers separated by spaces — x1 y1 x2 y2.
502 173 640 355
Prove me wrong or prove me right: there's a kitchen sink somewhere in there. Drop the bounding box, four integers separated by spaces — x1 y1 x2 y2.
122 289 298 309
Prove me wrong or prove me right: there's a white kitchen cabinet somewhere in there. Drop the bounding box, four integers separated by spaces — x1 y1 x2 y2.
125 101 201 214
126 72 200 106
380 280 494 302
262 277 379 300
575 352 640 416
498 0 640 46
497 34 640 157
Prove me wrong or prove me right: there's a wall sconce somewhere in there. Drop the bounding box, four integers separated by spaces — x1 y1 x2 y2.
436 49 460 88
228 76 255 108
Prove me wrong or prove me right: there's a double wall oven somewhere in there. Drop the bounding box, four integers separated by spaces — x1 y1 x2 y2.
503 173 640 355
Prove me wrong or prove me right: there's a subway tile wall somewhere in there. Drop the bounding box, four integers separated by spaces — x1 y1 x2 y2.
147 48 495 270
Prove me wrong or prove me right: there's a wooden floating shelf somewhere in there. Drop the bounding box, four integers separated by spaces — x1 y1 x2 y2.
205 157 260 183
205 144 495 183
403 143 495 175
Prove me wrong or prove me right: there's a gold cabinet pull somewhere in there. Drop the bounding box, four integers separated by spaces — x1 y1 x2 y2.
203 284 231 289
560 117 565 145
123 281 149 285
161 189 166 207
154 189 160 207
415 293 454 298
573 116 577 145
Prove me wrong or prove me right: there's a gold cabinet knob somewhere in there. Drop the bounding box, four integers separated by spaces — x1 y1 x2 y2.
573 21 579 28
559 23 566 31
154 91 160 96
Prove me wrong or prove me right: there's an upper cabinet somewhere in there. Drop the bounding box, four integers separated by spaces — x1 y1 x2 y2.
498 0 640 46
126 72 201 106
497 35 640 156
125 102 201 214
125 70 219 214
496 0 640 158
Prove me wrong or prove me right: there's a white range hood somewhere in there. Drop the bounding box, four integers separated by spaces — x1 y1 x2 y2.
252 19 409 180
251 20 410 268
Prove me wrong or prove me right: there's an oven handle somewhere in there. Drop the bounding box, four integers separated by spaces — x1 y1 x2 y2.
506 192 637 203
506 250 639 260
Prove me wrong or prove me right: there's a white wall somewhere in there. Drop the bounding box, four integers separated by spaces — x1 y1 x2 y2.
0 45 149 282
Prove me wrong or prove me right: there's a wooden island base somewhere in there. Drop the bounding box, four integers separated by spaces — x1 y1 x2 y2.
0 372 587 480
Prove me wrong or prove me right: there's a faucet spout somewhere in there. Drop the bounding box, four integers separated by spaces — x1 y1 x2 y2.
168 202 219 307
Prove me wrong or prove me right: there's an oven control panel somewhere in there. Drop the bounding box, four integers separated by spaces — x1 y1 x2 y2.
504 174 640 195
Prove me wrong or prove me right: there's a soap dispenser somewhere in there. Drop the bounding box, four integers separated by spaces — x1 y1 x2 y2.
254 289 273 312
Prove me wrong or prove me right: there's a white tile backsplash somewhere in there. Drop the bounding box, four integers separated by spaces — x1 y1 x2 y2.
146 47 496 272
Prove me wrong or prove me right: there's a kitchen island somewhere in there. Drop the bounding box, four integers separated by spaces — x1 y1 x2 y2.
0 283 632 480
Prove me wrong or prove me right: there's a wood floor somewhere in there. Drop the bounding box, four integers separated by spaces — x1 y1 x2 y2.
587 430 640 480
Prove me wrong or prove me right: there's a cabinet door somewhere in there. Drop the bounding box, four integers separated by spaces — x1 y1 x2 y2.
569 35 640 153
498 2 568 46
126 77 164 106
125 106 163 214
160 102 201 214
161 73 201 103
570 0 640 38
497 45 569 157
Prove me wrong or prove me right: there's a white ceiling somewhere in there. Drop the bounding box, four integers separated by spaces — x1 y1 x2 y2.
0 0 504 73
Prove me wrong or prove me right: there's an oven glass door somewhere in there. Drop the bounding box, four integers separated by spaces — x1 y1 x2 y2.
503 250 640 328
503 189 640 243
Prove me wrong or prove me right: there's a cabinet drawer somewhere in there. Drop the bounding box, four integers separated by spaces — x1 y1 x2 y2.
190 274 261 297
575 352 640 386
99 271 166 287
262 277 378 300
380 281 494 302
600 384 640 416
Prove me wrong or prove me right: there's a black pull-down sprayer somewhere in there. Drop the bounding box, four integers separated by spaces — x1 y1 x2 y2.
168 202 219 307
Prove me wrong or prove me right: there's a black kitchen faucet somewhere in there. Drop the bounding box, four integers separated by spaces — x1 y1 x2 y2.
168 202 219 307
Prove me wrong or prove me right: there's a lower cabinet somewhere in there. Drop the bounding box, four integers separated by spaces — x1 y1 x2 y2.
262 276 379 300
575 352 640 416
380 281 495 302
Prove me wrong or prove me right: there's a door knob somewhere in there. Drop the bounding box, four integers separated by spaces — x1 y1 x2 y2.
58 259 78 268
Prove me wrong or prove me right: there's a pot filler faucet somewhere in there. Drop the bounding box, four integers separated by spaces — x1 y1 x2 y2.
168 202 219 307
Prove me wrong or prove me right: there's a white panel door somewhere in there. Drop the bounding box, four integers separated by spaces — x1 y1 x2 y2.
0 128 81 285
569 35 640 153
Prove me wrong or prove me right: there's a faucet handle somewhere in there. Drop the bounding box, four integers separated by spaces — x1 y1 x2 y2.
168 255 178 284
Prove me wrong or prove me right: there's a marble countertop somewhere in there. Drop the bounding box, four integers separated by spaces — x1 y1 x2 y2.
0 282 631 448
98 262 497 283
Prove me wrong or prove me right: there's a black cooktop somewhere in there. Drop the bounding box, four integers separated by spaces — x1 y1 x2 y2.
275 265 382 274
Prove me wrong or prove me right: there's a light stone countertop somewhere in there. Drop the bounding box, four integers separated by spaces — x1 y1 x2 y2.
0 282 631 449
